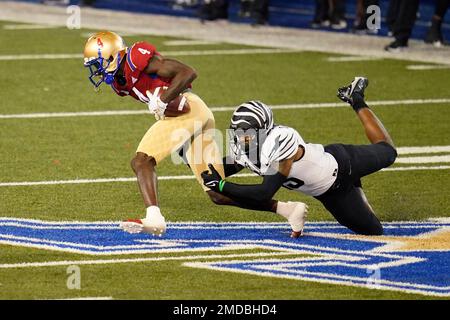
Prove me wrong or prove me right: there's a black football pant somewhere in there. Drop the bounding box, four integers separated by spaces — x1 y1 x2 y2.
315 142 397 235
251 0 269 24
435 0 450 19
386 0 420 45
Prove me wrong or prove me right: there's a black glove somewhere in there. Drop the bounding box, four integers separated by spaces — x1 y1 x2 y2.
201 164 223 192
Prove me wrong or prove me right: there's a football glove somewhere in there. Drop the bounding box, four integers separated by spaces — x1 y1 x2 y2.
201 164 224 192
146 90 167 121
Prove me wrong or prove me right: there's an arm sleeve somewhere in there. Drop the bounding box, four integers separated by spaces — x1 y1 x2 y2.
222 172 287 203
222 156 244 177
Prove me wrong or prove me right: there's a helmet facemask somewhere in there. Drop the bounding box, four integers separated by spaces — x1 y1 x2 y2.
84 51 124 90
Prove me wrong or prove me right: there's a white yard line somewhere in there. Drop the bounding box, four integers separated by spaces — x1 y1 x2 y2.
0 251 292 269
0 53 82 61
0 110 149 119
52 296 113 300
382 165 450 171
164 40 220 46
397 146 450 155
0 48 296 61
326 56 383 62
395 155 450 164
0 173 254 187
1 98 450 119
2 23 60 30
0 165 449 187
407 65 450 70
80 31 140 38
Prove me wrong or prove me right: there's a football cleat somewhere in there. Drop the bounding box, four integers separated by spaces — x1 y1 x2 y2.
337 76 369 105
384 40 407 53
120 214 167 237
120 219 146 234
285 201 308 238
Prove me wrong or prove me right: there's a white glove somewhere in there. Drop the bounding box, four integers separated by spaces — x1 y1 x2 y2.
146 90 168 121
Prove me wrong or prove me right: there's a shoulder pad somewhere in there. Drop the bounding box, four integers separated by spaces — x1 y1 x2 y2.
261 126 301 167
127 42 157 72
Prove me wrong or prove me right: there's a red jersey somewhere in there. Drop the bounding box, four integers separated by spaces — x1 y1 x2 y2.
111 42 182 103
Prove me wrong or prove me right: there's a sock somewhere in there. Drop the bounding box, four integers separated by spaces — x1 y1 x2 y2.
352 92 369 112
276 201 292 219
146 205 161 219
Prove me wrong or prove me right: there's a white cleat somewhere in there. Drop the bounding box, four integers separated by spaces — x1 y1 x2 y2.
120 206 167 237
120 219 145 234
286 201 308 238
120 218 167 237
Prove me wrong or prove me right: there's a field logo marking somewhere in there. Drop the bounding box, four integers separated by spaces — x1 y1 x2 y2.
0 219 449 297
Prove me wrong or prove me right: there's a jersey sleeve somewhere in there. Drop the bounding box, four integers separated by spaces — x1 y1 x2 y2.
127 41 158 72
261 127 302 168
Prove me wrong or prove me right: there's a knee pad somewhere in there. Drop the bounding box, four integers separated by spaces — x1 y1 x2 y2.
377 142 397 167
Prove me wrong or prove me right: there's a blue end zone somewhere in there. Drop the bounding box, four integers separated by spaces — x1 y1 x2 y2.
0 218 449 297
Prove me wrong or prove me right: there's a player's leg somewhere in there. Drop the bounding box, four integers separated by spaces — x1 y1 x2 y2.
316 185 383 235
131 153 158 207
338 77 395 147
337 77 397 177
181 91 225 189
121 96 218 235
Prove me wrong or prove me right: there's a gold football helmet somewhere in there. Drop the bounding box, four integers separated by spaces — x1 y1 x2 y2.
83 31 126 89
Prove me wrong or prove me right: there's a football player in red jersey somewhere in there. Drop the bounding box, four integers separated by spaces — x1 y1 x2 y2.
83 31 227 236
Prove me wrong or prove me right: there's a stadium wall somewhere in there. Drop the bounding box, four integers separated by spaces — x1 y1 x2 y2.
9 0 450 41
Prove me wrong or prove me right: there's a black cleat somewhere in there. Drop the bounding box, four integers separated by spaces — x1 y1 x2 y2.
337 77 369 106
425 25 444 48
384 40 408 53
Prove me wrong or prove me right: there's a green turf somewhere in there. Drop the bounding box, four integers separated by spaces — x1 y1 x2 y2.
0 21 449 300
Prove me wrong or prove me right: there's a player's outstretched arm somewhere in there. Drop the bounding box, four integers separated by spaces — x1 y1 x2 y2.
202 154 296 203
207 190 278 212
222 156 245 178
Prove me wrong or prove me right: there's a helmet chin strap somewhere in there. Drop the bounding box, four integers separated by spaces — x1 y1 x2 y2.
104 52 123 85
104 73 115 85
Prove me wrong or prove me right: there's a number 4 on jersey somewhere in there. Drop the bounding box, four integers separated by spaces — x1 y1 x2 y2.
138 48 151 55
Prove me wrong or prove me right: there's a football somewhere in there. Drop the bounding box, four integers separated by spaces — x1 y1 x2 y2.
165 93 190 117
147 87 190 117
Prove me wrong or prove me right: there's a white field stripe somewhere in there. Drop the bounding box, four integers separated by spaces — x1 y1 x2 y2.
2 98 450 119
53 297 113 300
407 64 450 70
327 56 382 62
0 166 449 187
0 110 149 119
397 146 450 155
0 48 296 61
0 251 293 269
0 173 253 187
81 31 140 38
3 24 60 30
164 40 220 46
0 53 82 61
395 155 450 164
382 165 450 171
